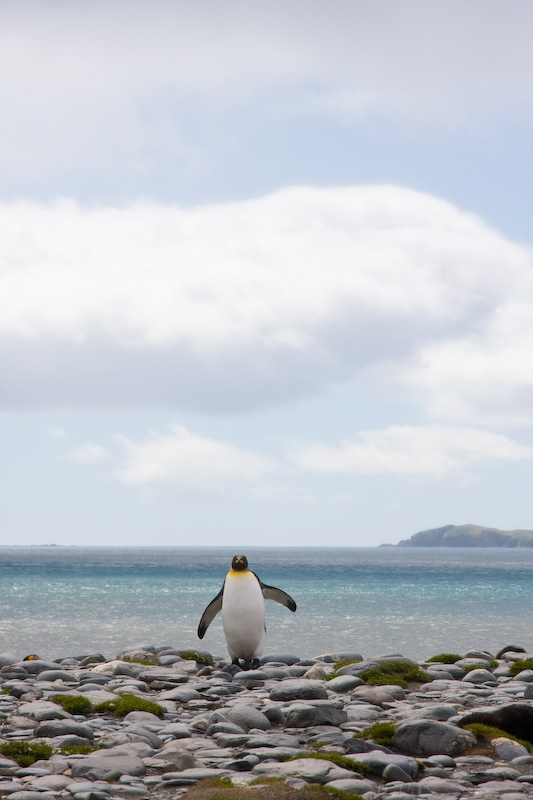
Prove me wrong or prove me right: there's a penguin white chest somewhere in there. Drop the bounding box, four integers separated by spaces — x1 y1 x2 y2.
222 571 265 661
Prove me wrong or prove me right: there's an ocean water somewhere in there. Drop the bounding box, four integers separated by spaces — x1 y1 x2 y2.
1 546 533 663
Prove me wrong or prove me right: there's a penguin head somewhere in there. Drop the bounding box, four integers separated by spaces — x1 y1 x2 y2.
231 554 248 571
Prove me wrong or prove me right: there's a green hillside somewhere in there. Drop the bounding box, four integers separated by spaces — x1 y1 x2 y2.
397 524 533 547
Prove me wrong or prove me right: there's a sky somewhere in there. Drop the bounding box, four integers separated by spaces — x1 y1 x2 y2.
1 0 533 547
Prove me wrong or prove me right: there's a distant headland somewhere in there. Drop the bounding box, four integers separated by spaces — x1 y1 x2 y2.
397 523 533 548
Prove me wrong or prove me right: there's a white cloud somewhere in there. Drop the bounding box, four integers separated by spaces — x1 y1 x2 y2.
1 185 531 418
290 425 532 478
1 2 532 184
115 425 274 491
404 299 533 427
65 444 109 463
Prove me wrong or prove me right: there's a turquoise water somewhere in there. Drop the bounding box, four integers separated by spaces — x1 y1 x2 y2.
1 546 532 662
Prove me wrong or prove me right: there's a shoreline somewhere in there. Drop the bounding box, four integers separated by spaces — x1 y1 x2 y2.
1 643 533 800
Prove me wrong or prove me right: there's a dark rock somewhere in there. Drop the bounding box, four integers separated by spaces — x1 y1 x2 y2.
458 702 533 744
226 755 259 771
263 704 285 726
78 654 107 666
344 737 375 754
284 701 348 728
496 644 526 659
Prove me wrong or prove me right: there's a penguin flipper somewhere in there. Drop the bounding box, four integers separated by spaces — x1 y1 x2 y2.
197 586 223 639
259 579 297 612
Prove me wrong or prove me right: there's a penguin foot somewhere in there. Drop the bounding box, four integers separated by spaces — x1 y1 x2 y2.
239 658 261 671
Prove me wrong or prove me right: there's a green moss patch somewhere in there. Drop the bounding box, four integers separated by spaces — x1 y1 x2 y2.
94 693 164 718
52 694 94 715
184 778 364 800
425 653 463 664
59 744 100 755
359 660 432 688
0 741 54 767
354 721 396 748
464 723 532 752
508 658 533 676
177 650 214 666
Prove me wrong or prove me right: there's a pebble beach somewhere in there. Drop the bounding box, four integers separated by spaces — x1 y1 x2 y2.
1 643 533 800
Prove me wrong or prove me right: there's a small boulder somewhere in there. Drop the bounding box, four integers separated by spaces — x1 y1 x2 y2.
393 719 476 756
462 668 496 684
285 701 348 728
492 737 529 760
228 704 271 732
34 719 94 740
269 679 328 701
458 703 533 745
70 755 145 781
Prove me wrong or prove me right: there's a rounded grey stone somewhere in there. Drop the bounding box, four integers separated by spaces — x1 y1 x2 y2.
284 701 348 728
409 703 459 721
16 660 61 675
18 700 71 720
158 721 192 738
424 662 465 679
0 653 18 667
418 775 469 793
492 737 529 760
124 725 162 748
261 653 301 665
269 679 328 701
34 669 76 683
462 668 496 684
228 704 271 731
327 675 364 693
158 686 203 702
70 755 145 781
34 719 95 739
514 669 533 682
382 763 413 782
456 656 492 670
325 777 377 793
352 750 419 778
393 719 476 756
263 704 285 726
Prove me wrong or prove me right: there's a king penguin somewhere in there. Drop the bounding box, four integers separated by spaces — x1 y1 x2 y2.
197 554 297 669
